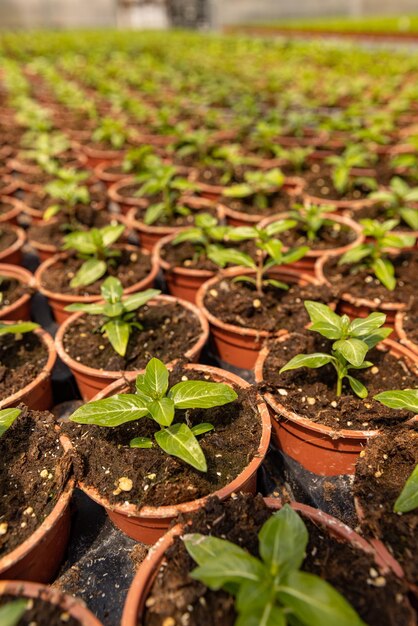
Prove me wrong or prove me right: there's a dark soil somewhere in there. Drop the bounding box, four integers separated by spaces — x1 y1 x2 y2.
221 188 297 217
0 276 29 308
0 594 79 626
303 165 375 200
278 219 357 250
0 225 18 252
0 332 49 401
322 251 417 306
39 248 152 296
143 494 414 626
354 424 418 587
62 366 262 509
28 207 113 248
62 301 202 371
160 239 256 272
403 302 418 345
203 275 336 332
0 406 72 556
261 331 416 430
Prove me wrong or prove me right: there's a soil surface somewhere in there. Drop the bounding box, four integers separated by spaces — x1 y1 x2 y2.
0 332 49 401
221 188 297 217
278 218 357 250
402 302 418 345
349 203 418 232
0 595 79 626
354 424 418 587
0 406 71 556
0 225 18 252
0 276 29 309
303 165 375 201
62 366 262 509
143 494 413 626
261 331 416 430
62 301 203 371
203 275 336 332
39 248 153 296
28 207 114 248
321 251 417 306
160 239 256 272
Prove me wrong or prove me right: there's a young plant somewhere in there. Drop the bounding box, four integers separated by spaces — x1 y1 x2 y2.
171 213 230 258
338 218 416 291
275 146 314 173
288 202 336 242
134 163 198 225
369 177 418 231
92 116 134 149
280 301 392 398
65 276 159 357
184 504 365 626
202 144 257 185
374 389 418 514
0 599 28 626
326 145 377 195
69 357 238 472
208 221 308 295
222 168 286 211
43 168 90 221
62 223 125 288
20 131 70 171
121 145 160 174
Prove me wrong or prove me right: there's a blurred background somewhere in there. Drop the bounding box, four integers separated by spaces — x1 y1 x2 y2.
0 0 417 31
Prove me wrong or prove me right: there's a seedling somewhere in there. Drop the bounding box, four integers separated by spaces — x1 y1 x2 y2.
69 357 238 472
62 223 125 288
65 276 159 356
92 116 134 149
222 168 286 211
275 146 314 173
288 202 336 242
43 168 90 221
370 177 418 231
338 218 416 291
208 221 308 295
184 504 365 626
374 389 418 514
280 301 392 398
20 131 70 171
0 599 28 626
134 163 198 225
326 145 377 195
121 145 160 174
171 213 230 258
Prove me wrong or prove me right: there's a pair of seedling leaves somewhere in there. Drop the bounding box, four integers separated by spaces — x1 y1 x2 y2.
69 357 237 472
326 144 377 195
43 168 91 221
221 168 286 211
184 504 366 626
370 176 418 231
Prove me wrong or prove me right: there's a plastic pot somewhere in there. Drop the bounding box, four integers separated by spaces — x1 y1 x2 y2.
35 246 159 324
0 325 56 411
55 294 210 400
395 311 418 357
0 196 23 226
254 335 418 476
0 264 34 321
0 474 74 583
196 267 319 369
258 212 363 275
0 224 26 266
121 497 406 626
62 364 271 545
0 579 102 624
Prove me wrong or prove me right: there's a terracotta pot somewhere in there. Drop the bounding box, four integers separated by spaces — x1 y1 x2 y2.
77 143 125 169
196 267 319 369
0 196 23 226
0 579 102 624
0 264 34 321
63 364 271 544
0 177 19 197
395 311 418 357
153 232 215 303
108 177 149 216
315 255 409 326
124 196 221 253
258 212 363 275
35 246 159 324
0 474 74 583
221 178 304 227
55 294 210 401
0 325 56 411
254 335 418 476
94 160 127 189
302 187 377 212
0 224 26 265
121 497 405 626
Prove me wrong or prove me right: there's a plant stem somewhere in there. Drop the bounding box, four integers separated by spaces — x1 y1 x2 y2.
336 375 342 397
256 252 264 295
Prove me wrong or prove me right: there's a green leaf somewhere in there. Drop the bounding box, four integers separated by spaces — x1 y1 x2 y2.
374 389 418 413
348 312 386 337
372 258 396 291
382 233 416 249
333 338 368 367
148 397 175 426
281 246 309 265
172 228 204 246
102 302 124 318
101 276 123 303
226 226 259 241
70 394 150 427
400 207 418 231
154 423 207 471
0 322 39 335
278 571 366 626
63 231 97 255
305 301 342 337
122 289 160 313
0 600 28 626
0 408 21 438
144 201 166 225
223 183 253 198
191 422 214 436
339 244 372 265
265 219 297 237
100 223 125 247
130 436 153 449
103 319 130 356
140 358 169 399
346 375 368 399
259 504 308 578
262 239 283 263
208 246 255 269
394 465 418 513
280 353 333 374
43 204 62 221
70 258 107 288
265 278 289 291
236 602 286 626
169 380 237 409
64 302 105 314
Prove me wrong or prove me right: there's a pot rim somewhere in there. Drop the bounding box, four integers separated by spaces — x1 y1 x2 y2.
0 195 25 222
153 230 216 279
55 293 210 378
395 311 418 356
0 263 34 318
0 223 26 261
302 191 376 210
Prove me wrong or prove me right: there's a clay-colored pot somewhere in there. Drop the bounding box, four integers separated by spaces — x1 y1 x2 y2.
395 311 418 357
0 224 26 265
0 264 34 321
0 196 24 226
78 143 125 169
254 335 418 476
55 294 210 400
